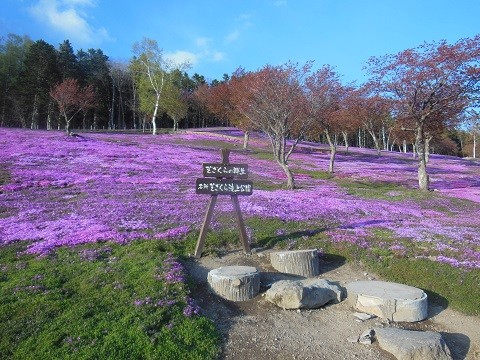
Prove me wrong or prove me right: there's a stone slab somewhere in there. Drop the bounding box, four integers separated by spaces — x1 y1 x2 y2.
346 280 428 322
374 327 452 360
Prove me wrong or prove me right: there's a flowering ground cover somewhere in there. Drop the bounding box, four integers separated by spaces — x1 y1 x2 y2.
1 128 479 317
1 128 479 269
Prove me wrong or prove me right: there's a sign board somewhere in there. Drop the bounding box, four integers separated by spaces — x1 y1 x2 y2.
196 178 253 195
194 148 252 258
203 163 248 179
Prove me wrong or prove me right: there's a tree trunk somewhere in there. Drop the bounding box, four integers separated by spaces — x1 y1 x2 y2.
368 129 382 155
271 135 295 190
474 132 477 158
325 131 336 174
425 136 432 164
207 266 260 301
342 131 349 153
416 123 430 191
46 100 53 130
270 249 320 277
63 111 72 135
109 82 115 130
243 130 250 150
31 94 39 129
403 140 407 153
151 94 160 135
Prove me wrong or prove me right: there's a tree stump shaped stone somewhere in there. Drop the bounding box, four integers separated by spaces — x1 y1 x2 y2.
346 280 428 322
270 249 320 277
207 266 260 301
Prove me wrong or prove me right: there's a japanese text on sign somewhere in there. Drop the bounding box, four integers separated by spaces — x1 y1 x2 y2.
202 163 248 178
196 178 253 195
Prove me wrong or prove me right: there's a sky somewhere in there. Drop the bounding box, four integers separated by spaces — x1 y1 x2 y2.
1 0 480 84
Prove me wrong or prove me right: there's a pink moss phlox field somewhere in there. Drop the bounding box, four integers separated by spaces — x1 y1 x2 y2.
1 128 479 269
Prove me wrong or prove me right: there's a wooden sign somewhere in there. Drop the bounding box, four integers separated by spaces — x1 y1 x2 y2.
203 163 248 179
196 178 253 195
194 148 252 258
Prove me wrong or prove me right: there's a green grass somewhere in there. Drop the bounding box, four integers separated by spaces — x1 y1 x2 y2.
335 178 436 201
362 255 480 315
0 241 219 360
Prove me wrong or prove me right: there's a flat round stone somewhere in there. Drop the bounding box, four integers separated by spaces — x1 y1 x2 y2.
346 280 428 322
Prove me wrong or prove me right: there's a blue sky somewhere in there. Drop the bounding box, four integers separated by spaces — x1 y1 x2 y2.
2 0 479 83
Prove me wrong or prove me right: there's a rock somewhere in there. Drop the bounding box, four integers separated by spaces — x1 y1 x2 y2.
347 335 359 343
207 266 260 301
270 249 320 277
359 328 375 345
353 312 376 321
374 327 452 360
346 280 428 322
265 278 345 309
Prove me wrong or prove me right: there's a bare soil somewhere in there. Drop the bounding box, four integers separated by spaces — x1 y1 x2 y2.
185 249 480 360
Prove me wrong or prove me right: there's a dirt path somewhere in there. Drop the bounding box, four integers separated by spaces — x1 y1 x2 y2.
185 250 480 360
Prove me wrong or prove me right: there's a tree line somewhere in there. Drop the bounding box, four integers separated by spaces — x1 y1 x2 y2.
1 33 480 190
0 34 220 133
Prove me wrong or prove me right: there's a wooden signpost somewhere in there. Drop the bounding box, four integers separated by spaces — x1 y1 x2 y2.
194 149 252 258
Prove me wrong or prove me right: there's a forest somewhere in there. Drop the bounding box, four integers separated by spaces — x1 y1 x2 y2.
1 34 479 169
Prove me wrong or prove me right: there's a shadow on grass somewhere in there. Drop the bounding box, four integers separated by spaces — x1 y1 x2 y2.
254 228 327 249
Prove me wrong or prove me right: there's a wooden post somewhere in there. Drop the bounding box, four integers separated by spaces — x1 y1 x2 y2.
194 195 217 258
194 148 252 258
231 195 251 255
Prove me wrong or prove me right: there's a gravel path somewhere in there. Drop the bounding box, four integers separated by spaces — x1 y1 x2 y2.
186 250 480 360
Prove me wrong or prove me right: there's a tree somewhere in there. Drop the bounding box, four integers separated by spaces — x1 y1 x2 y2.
19 40 60 129
161 76 187 131
332 87 363 153
57 40 79 80
305 65 345 173
464 109 480 158
50 78 96 134
345 88 392 155
366 35 480 190
0 34 32 127
77 48 111 130
131 37 188 135
232 62 313 189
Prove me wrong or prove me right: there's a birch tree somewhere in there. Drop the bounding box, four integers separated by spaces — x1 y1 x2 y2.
132 38 188 135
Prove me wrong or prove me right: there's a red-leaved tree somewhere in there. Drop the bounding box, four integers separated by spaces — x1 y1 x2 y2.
50 78 96 134
305 65 346 173
366 35 480 190
231 62 313 189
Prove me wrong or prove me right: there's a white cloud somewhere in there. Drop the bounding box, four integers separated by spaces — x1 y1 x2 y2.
211 51 225 62
28 0 111 46
274 0 287 7
165 50 198 68
195 37 212 47
193 36 225 63
225 30 240 43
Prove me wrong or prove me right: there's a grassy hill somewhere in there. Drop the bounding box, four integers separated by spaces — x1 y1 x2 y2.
0 127 479 358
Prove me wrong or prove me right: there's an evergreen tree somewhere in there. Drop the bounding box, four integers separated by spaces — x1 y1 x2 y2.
57 40 79 80
18 40 60 129
77 48 111 129
0 33 33 127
